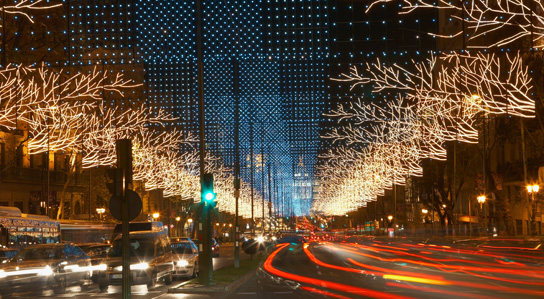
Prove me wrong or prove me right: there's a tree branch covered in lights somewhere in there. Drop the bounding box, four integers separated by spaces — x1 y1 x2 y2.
319 51 536 215
332 52 535 142
1 0 62 26
368 0 544 48
0 65 140 137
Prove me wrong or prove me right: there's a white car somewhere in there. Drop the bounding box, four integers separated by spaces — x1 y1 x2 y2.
171 241 199 278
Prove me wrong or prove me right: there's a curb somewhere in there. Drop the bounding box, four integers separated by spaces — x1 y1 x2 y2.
225 268 258 292
168 281 226 294
168 268 258 294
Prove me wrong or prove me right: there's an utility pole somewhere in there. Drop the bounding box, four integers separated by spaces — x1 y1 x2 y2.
118 140 131 299
196 0 213 285
261 124 265 234
250 121 254 237
233 60 240 268
268 161 272 222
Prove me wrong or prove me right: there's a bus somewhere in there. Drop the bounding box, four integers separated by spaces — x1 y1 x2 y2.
0 206 60 249
60 220 116 244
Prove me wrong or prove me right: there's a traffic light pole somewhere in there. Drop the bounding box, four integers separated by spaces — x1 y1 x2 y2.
233 60 240 269
117 139 132 299
196 0 213 286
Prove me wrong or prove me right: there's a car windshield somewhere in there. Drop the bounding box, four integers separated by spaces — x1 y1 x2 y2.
88 246 110 258
14 247 62 261
109 238 154 258
171 242 193 254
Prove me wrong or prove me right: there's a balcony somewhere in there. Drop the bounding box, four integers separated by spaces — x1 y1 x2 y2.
0 167 67 185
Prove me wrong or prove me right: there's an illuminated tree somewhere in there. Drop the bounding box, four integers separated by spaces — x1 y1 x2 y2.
1 0 62 25
319 50 536 223
367 0 544 49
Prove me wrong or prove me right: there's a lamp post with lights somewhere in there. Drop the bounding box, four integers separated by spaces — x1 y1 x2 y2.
422 209 428 236
477 196 486 235
96 208 105 222
175 217 181 237
187 218 193 237
527 184 539 235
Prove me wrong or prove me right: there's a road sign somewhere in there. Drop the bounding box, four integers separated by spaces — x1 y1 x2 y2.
109 189 142 221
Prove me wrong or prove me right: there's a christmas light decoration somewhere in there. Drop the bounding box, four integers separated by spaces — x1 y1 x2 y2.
319 50 536 215
1 0 62 26
367 0 544 48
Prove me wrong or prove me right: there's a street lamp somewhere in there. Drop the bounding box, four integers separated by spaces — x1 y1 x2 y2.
477 195 486 207
527 184 539 235
477 196 486 235
96 208 105 222
387 215 393 228
175 217 181 237
187 218 193 238
152 212 160 220
527 184 539 194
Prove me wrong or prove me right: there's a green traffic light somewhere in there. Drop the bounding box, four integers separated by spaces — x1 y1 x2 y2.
204 192 215 201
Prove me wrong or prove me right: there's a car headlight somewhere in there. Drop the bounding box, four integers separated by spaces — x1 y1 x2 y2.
95 264 107 271
130 263 149 270
38 265 54 276
257 236 264 243
0 270 6 278
177 260 189 267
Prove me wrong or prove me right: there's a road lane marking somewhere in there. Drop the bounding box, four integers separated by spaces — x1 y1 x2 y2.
273 292 293 294
237 292 257 295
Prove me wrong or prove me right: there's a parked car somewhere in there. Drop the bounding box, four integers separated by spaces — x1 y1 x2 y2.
77 243 110 283
97 230 174 291
170 237 193 243
184 238 218 257
0 243 91 297
171 240 199 278
212 238 219 257
0 248 18 263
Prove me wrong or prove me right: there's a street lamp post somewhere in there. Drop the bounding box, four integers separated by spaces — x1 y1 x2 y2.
96 208 105 222
477 196 486 235
175 216 181 237
527 184 539 235
422 209 428 236
152 212 160 221
187 218 193 238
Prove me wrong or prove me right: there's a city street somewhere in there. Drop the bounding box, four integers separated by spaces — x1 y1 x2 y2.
252 237 544 299
1 243 248 299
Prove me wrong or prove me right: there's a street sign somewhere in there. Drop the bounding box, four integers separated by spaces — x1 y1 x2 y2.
109 189 142 221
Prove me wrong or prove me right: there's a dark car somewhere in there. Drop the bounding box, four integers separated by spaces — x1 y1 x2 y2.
188 238 219 257
0 248 18 263
170 237 193 243
77 243 110 283
212 238 219 257
276 236 306 244
97 231 174 290
0 243 91 297
171 241 199 278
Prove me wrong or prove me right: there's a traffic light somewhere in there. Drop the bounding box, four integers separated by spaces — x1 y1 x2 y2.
106 168 124 197
201 173 216 202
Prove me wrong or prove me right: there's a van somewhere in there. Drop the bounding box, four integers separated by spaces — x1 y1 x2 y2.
97 230 173 290
111 221 165 242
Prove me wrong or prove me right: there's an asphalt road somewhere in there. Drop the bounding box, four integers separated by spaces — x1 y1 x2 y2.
4 238 543 299
1 242 249 299
251 237 544 299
